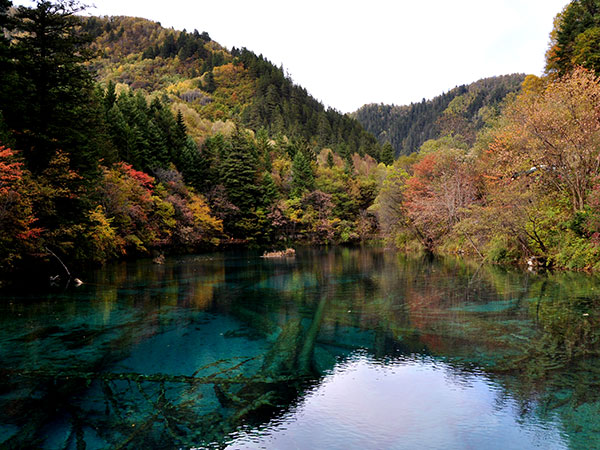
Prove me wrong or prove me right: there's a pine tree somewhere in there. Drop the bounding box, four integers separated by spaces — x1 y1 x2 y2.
291 150 314 197
8 0 100 174
142 46 156 59
160 33 176 58
546 0 600 75
220 129 260 213
261 171 278 207
255 127 272 171
177 137 207 190
317 114 332 146
203 70 216 93
173 110 187 156
104 80 117 113
327 150 335 168
145 119 169 169
380 142 395 165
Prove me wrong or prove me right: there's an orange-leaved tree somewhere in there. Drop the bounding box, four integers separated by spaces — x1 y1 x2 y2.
403 145 480 251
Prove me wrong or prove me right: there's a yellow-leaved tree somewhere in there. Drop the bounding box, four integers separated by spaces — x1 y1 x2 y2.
494 67 600 212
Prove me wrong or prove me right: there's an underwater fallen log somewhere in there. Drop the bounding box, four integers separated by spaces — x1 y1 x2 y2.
233 391 277 422
232 307 278 336
2 369 305 386
214 384 244 408
261 318 304 376
0 376 88 448
0 409 46 449
211 317 313 420
298 297 328 374
113 412 161 450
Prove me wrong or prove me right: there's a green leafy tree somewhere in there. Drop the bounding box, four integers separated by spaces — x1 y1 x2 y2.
369 165 409 244
546 0 600 75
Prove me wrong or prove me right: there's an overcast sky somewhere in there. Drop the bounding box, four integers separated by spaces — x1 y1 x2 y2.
17 0 569 112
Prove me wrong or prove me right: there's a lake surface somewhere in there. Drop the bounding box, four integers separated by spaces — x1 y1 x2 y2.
0 248 599 449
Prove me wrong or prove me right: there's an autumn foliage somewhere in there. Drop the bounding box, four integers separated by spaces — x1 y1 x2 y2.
5 0 600 279
372 66 600 269
0 147 41 268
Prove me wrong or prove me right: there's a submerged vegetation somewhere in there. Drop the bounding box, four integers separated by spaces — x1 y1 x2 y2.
1 249 599 447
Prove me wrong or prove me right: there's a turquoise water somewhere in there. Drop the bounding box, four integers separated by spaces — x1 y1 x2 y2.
0 248 599 449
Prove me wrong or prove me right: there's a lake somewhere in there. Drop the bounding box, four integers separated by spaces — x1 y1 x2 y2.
0 248 599 449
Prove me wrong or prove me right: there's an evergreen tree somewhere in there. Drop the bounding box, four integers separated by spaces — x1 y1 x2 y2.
317 114 332 146
261 171 278 207
175 109 187 135
203 70 216 93
104 80 117 113
327 150 335 169
145 119 169 169
107 104 130 158
221 129 260 214
177 136 207 190
114 91 149 169
5 0 105 176
160 33 176 58
142 45 156 59
201 133 227 187
255 127 272 171
380 142 395 165
291 150 314 197
173 109 188 157
546 0 600 75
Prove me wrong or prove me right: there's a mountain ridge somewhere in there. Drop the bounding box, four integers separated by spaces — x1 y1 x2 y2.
353 73 526 156
81 15 382 159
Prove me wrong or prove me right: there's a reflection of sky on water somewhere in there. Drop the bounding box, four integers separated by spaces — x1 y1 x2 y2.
225 353 566 450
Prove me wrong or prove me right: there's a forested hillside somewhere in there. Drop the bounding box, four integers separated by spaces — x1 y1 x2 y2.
0 2 385 282
369 0 600 270
354 74 525 156
3 0 600 281
82 16 381 158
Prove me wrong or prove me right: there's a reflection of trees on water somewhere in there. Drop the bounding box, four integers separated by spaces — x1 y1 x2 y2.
0 249 599 448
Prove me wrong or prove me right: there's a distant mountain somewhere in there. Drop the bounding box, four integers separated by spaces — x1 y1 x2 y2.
82 16 381 159
353 74 526 156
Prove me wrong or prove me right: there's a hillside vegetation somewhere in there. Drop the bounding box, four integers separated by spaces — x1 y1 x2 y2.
2 0 600 281
354 74 525 156
369 0 600 270
0 3 386 282
83 16 381 158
